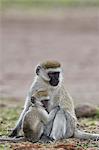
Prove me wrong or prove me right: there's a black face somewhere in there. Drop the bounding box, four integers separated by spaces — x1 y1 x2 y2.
41 99 49 112
48 71 60 86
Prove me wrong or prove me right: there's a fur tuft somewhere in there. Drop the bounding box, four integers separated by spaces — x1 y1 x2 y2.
41 61 61 69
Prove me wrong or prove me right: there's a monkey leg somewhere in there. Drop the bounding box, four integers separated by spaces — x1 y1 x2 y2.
22 108 45 143
50 109 67 140
43 106 60 138
23 121 44 143
64 111 76 138
48 109 76 141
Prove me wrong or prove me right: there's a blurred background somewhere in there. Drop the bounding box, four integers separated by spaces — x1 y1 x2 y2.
0 0 99 105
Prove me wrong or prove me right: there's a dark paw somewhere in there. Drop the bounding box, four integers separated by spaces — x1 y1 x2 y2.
9 129 18 137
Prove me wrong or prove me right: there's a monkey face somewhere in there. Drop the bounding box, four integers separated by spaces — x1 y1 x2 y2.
41 99 49 112
48 71 60 86
36 62 62 86
31 96 43 107
31 96 49 112
31 96 36 104
31 91 50 110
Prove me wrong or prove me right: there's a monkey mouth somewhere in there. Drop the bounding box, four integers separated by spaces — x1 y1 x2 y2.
49 79 59 86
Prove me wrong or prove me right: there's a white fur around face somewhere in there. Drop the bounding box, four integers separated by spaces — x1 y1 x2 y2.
40 68 50 81
38 67 63 88
46 68 63 86
46 68 62 73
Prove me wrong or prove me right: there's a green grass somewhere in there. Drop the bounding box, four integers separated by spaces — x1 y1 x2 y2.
0 99 22 150
0 144 11 150
96 108 99 118
0 107 21 136
1 0 99 9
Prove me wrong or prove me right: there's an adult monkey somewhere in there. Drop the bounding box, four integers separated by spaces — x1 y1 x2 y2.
9 61 99 141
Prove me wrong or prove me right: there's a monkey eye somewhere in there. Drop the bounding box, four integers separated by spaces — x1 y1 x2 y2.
31 96 36 104
48 72 60 78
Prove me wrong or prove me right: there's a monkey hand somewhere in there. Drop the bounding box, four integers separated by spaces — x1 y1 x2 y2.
48 106 60 121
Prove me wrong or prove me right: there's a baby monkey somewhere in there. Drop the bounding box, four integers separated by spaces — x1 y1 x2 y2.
0 91 58 143
22 91 59 142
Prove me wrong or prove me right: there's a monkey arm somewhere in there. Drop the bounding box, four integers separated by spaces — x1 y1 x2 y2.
37 106 59 125
38 107 49 124
60 84 76 120
9 80 40 137
48 106 60 121
65 111 76 138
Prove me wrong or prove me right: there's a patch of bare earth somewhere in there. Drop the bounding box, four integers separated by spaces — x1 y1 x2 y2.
11 137 99 150
10 119 99 150
11 142 83 150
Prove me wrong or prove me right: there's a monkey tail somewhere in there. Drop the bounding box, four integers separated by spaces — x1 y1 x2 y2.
0 136 25 143
74 129 99 140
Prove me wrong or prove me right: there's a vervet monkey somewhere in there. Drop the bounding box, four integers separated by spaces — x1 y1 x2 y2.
0 90 59 143
22 90 59 142
9 60 99 141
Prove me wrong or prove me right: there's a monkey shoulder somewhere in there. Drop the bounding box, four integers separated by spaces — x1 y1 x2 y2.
58 84 77 120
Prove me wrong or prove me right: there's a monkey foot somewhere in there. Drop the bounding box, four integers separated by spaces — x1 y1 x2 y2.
9 129 18 137
40 134 54 143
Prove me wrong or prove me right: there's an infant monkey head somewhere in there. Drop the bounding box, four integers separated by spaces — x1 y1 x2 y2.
36 60 63 86
31 91 50 111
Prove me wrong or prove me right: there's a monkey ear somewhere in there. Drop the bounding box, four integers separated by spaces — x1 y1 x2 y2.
36 65 50 81
36 65 41 75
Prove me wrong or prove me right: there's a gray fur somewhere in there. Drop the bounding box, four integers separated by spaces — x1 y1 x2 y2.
9 62 99 141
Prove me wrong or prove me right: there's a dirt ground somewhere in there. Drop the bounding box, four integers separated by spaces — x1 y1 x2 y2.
0 7 99 105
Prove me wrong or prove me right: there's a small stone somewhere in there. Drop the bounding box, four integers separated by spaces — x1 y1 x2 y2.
75 103 97 118
0 104 6 108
